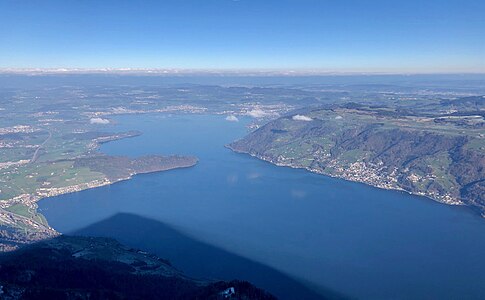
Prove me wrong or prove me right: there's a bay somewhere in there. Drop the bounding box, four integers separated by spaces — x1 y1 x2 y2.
39 114 485 299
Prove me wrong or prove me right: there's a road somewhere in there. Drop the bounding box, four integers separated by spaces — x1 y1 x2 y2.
30 130 52 163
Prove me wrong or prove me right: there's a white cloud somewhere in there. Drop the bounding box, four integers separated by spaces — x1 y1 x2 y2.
247 109 269 118
292 114 313 121
90 118 110 124
112 107 129 113
225 115 239 122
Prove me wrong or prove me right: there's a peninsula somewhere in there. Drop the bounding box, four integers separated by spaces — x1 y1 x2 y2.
0 128 197 251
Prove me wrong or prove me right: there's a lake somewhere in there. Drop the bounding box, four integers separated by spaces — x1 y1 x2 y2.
39 114 485 299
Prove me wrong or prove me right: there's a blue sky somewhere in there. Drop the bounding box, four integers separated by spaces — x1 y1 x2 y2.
0 0 484 72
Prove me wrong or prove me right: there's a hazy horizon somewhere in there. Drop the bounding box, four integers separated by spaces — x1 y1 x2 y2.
1 68 485 76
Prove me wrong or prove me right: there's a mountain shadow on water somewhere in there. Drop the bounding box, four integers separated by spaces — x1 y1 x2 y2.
72 213 347 300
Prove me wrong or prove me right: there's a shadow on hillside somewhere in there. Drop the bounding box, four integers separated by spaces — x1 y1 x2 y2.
72 213 346 300
0 233 277 299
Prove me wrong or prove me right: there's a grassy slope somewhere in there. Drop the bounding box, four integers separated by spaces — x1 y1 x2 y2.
229 105 485 215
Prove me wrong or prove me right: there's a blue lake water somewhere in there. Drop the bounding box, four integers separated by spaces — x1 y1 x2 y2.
39 114 485 299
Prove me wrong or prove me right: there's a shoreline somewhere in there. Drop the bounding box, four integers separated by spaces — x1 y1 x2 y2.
225 144 482 217
0 159 198 251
